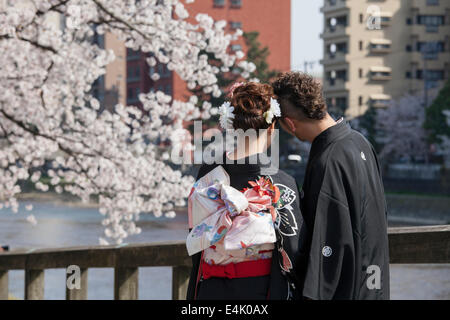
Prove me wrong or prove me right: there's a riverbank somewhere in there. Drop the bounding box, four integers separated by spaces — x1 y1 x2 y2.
15 191 450 225
16 192 98 209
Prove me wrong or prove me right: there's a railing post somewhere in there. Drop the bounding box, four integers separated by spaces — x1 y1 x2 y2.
25 269 45 300
114 267 138 300
66 267 88 300
0 271 8 300
172 266 190 300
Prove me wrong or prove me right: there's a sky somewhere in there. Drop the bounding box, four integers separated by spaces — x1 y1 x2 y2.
291 0 323 77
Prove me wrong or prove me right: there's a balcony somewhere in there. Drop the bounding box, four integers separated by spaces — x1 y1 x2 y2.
369 39 392 54
370 94 392 108
323 77 347 92
369 66 392 81
321 21 350 40
323 41 348 65
321 52 348 66
321 0 348 14
379 12 393 27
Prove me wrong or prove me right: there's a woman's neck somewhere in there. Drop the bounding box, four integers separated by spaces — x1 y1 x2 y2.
228 130 272 160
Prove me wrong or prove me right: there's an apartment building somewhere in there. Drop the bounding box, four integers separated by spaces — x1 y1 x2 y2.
321 0 450 118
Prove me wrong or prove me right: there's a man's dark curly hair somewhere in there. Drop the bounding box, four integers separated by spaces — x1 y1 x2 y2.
272 71 327 120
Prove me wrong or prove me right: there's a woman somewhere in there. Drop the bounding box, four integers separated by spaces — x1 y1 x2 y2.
186 82 306 300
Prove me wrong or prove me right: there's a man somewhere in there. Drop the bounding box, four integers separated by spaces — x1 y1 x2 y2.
272 72 390 300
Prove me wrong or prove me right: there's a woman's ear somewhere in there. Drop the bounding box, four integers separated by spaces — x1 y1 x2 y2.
268 121 276 135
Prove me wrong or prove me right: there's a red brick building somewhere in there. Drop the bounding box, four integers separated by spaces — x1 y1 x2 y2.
126 0 291 105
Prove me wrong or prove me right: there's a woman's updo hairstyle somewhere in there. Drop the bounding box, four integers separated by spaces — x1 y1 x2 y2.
230 82 278 131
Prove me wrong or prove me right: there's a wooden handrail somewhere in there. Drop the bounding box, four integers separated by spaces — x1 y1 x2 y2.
388 225 450 264
0 225 449 300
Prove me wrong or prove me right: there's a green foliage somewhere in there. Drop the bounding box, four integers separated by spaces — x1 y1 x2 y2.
243 31 279 83
424 80 450 144
357 106 382 153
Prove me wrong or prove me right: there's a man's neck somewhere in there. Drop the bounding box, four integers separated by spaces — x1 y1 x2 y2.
306 114 338 143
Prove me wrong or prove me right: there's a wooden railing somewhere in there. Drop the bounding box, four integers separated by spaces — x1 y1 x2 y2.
0 225 449 300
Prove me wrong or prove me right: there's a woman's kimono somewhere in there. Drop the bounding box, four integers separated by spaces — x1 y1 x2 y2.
186 154 307 300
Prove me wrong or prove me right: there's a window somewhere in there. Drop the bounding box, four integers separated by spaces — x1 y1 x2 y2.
336 70 347 81
417 15 445 32
426 0 439 6
327 15 347 32
370 71 391 79
127 48 141 61
127 65 141 82
359 96 363 106
230 21 242 30
406 18 412 25
327 70 347 85
417 41 445 53
423 70 445 81
92 32 104 49
406 71 412 79
360 14 364 24
231 44 242 51
213 0 225 7
335 97 347 111
92 75 105 103
127 87 140 103
359 68 363 78
406 45 412 52
230 0 242 8
165 85 173 96
359 41 363 51
327 42 347 58
370 40 392 53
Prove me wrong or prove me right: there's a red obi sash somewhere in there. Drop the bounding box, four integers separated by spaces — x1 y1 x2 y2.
201 258 272 279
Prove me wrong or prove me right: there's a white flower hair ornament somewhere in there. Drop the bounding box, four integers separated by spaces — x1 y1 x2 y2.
264 98 282 124
218 101 235 130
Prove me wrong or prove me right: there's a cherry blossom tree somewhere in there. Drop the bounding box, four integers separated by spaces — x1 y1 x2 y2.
0 0 255 244
376 93 432 162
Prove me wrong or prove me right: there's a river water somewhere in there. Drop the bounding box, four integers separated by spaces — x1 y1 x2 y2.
0 199 449 300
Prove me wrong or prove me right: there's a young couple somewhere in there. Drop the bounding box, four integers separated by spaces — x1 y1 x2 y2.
185 72 390 300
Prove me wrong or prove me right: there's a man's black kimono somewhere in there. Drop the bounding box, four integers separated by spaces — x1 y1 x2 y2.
299 119 390 300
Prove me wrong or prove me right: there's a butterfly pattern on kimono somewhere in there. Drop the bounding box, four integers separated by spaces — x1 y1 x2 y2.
260 176 299 274
263 175 298 237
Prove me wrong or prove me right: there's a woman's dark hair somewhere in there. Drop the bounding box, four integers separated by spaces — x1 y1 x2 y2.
230 82 277 131
272 71 327 120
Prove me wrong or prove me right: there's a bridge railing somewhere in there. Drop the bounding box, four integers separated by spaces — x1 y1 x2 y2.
0 225 449 300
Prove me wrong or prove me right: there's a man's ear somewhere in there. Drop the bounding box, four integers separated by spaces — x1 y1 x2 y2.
281 117 297 135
